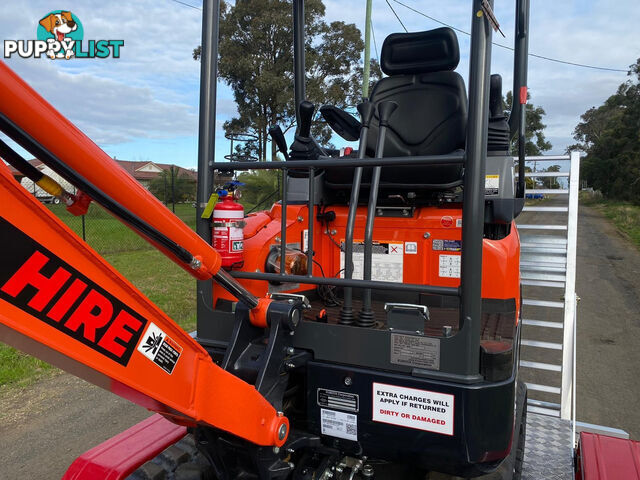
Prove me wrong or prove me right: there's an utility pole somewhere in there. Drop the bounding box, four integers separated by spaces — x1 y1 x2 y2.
362 0 373 99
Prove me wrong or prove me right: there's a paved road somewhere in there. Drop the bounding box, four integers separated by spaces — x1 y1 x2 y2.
1 200 639 479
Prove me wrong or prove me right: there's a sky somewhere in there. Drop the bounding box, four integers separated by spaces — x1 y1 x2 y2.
1 0 638 169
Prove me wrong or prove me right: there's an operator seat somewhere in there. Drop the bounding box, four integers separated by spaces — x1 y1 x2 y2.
325 27 467 190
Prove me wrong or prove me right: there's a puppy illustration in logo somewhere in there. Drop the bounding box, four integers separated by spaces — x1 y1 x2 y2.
39 11 77 59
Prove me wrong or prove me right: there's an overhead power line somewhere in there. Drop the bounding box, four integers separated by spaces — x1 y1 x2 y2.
169 0 201 10
388 0 628 73
170 0 627 74
386 0 408 32
371 19 380 62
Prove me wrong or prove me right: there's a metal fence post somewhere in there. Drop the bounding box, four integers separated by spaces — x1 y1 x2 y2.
163 173 167 205
560 151 580 420
171 167 176 213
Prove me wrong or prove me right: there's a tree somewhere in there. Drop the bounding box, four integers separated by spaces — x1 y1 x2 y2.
572 58 640 202
504 91 552 156
194 0 381 160
543 164 561 189
523 165 536 189
149 167 196 204
236 169 281 213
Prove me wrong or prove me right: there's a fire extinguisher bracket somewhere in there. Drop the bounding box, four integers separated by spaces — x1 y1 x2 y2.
212 220 247 228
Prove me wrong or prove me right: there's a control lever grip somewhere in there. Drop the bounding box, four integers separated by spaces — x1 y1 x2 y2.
377 101 398 127
298 100 315 138
268 125 290 160
357 101 375 128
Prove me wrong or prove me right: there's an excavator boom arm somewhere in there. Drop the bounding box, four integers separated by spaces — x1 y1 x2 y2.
0 60 287 447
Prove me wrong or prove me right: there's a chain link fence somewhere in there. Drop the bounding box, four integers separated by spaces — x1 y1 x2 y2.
46 202 197 256
16 165 197 255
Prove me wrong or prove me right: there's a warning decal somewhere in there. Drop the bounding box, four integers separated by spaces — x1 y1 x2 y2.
321 408 358 441
137 322 183 374
485 175 500 195
340 242 404 283
372 383 454 436
439 254 461 278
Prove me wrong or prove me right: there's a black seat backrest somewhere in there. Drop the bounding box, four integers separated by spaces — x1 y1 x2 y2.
323 28 467 191
366 28 467 178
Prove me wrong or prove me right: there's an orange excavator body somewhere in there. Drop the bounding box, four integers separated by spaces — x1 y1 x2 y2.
213 204 521 314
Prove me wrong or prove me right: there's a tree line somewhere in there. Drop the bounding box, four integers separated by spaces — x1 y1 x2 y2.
570 59 640 203
192 0 554 207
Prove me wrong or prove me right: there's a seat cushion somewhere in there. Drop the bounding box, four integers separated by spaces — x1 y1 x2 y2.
324 71 467 189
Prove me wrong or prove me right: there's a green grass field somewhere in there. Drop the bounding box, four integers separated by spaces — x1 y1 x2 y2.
0 203 198 389
580 193 640 249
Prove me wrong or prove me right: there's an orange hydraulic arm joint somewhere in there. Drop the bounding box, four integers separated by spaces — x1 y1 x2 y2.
0 60 297 447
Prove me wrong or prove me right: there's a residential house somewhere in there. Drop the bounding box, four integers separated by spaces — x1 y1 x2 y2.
113 160 197 189
4 158 196 199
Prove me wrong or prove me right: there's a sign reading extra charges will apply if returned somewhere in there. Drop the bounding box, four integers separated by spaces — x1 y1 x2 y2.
372 382 454 436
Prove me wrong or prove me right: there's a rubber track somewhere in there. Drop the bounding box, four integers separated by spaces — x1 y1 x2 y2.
127 434 214 480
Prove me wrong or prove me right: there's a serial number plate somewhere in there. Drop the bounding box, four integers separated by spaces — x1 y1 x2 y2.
390 333 440 370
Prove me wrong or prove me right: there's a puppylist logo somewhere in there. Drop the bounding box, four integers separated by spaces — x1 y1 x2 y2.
4 10 124 60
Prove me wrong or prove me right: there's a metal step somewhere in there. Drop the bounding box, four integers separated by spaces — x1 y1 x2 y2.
521 339 563 350
527 399 561 410
520 253 567 265
521 246 567 255
513 155 571 162
520 235 567 245
522 319 564 329
521 272 567 283
527 406 561 417
520 263 567 273
517 224 568 230
524 189 569 195
521 171 570 177
520 360 562 372
522 206 569 212
521 279 565 288
523 299 564 308
521 264 567 274
526 382 562 395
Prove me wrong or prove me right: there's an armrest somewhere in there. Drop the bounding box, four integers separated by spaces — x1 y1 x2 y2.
319 105 362 141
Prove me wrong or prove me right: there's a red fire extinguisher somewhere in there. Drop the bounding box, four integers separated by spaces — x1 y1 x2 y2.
212 183 245 268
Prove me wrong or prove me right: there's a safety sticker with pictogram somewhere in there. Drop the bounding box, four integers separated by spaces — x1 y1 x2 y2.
340 242 404 283
137 322 183 374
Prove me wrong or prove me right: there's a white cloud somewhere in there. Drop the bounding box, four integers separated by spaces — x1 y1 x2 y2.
5 59 198 145
326 0 638 153
2 0 638 157
1 0 204 147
